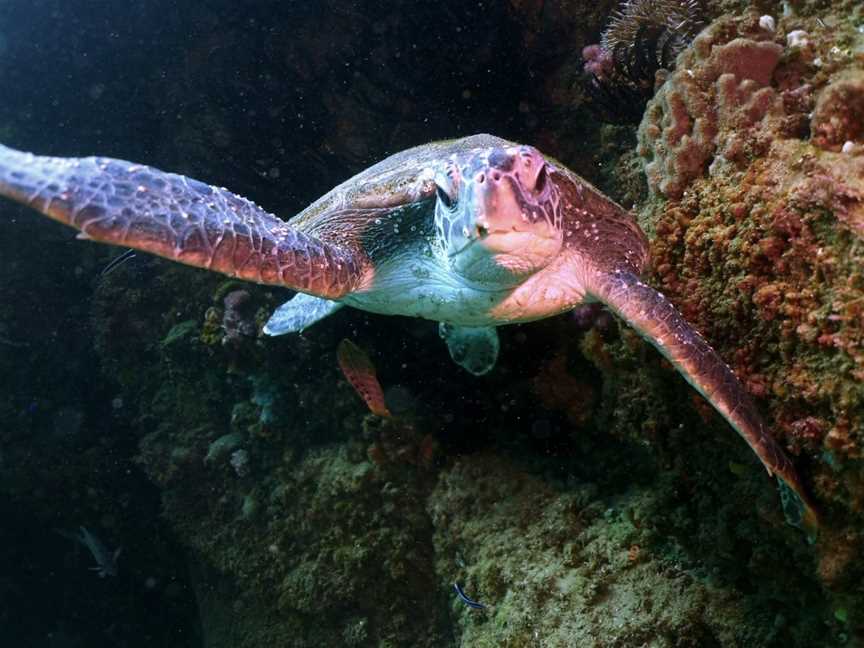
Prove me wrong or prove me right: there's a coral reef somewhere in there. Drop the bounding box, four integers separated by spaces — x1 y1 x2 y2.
147 441 450 647
637 26 786 199
429 453 828 647
626 5 864 638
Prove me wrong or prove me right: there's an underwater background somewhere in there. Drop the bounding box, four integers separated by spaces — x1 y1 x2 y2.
0 0 863 646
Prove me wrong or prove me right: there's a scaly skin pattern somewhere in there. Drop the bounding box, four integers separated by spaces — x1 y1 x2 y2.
588 268 819 532
0 145 367 298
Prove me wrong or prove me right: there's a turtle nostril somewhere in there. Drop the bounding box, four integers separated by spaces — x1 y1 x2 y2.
492 171 501 182
476 172 485 184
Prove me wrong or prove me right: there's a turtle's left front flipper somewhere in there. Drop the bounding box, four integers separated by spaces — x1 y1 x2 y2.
0 144 366 299
589 269 819 535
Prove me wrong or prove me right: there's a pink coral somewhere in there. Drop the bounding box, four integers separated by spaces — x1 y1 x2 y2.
811 71 864 151
582 43 614 79
637 32 784 198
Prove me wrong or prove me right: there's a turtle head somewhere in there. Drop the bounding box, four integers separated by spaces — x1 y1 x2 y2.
434 144 563 286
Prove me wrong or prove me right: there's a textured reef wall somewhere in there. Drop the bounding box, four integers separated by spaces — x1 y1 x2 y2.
635 0 864 591
2 1 864 647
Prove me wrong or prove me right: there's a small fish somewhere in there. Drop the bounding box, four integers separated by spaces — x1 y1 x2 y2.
337 338 391 417
57 526 121 578
453 582 486 610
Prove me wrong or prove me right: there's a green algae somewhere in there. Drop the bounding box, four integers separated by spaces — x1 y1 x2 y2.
204 432 244 465
240 493 258 519
428 453 831 647
161 319 199 347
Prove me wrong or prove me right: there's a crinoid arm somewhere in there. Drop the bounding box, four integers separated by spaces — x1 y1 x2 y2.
0 144 367 299
589 268 819 535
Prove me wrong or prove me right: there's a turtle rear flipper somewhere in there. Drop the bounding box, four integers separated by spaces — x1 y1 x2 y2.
589 268 819 535
0 144 367 299
264 294 344 335
439 323 499 376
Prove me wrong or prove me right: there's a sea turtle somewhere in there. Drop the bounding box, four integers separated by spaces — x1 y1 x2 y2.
0 134 817 531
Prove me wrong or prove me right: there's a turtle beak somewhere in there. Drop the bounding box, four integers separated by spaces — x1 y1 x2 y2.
448 225 482 258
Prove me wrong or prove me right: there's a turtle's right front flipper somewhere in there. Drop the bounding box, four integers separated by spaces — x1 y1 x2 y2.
0 144 367 299
589 268 819 535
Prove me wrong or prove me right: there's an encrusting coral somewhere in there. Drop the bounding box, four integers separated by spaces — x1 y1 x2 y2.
811 71 864 153
637 25 786 199
627 7 864 635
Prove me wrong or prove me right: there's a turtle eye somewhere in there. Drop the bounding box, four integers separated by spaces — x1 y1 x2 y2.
435 170 456 209
434 166 459 210
437 186 455 209
534 164 548 194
